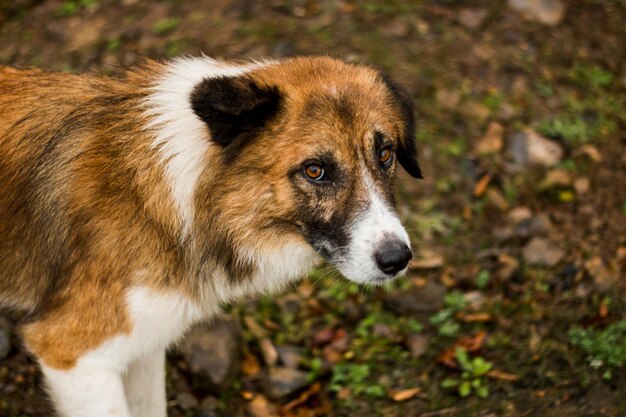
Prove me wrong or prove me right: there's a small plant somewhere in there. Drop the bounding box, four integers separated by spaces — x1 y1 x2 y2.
569 320 626 380
475 270 490 290
441 348 492 398
329 363 386 399
152 17 181 36
56 0 98 16
430 290 468 337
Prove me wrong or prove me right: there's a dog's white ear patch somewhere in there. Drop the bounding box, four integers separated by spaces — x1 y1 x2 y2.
143 58 271 235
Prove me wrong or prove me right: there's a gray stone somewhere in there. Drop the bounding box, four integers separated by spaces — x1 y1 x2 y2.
522 237 565 267
176 392 198 410
277 344 304 369
508 0 565 26
180 316 241 390
406 334 429 359
509 129 563 167
263 367 310 399
0 329 10 360
383 280 446 315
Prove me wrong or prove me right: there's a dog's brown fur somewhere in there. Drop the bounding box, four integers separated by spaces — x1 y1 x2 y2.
0 57 419 370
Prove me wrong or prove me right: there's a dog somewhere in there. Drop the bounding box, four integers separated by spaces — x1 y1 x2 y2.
0 56 422 417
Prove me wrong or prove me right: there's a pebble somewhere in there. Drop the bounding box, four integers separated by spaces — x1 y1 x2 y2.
406 334 429 359
247 394 277 417
458 8 488 30
509 129 563 167
383 280 446 315
475 122 504 155
435 88 461 110
176 392 199 410
540 169 573 189
180 316 241 390
0 317 11 360
522 237 565 267
259 337 278 367
508 0 565 26
585 257 618 293
574 177 590 195
0 329 10 360
508 206 533 224
277 345 304 369
263 367 310 399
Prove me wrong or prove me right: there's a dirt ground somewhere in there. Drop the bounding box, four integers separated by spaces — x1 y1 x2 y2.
1 0 625 416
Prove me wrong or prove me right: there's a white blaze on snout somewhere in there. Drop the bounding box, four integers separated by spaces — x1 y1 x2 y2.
338 173 411 283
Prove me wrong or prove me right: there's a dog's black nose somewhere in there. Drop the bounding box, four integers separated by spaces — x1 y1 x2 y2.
374 241 412 275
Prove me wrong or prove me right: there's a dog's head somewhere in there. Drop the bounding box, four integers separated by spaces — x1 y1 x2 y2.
167 57 421 286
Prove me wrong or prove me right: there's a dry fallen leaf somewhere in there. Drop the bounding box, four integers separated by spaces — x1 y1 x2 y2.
241 352 261 376
487 369 520 381
473 173 492 197
391 387 423 402
438 331 487 368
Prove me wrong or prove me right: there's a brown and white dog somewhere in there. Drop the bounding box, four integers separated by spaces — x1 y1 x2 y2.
0 56 422 417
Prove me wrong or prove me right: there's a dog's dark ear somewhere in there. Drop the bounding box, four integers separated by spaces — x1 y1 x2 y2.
190 75 281 147
380 72 423 179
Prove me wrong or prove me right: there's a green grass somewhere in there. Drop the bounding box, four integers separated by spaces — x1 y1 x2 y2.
56 0 98 16
569 320 626 379
152 17 181 36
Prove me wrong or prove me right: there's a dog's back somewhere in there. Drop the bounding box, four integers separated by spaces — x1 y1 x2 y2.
0 67 157 311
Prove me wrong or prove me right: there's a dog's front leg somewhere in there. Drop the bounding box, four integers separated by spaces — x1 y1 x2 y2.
41 361 131 417
123 349 167 417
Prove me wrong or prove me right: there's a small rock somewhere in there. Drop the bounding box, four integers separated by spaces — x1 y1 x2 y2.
260 338 279 366
540 169 572 189
475 122 504 155
508 206 533 224
0 328 10 360
381 18 411 38
180 317 241 391
576 145 603 162
198 397 219 417
435 88 461 110
383 280 446 315
409 253 444 269
277 345 304 369
522 237 565 267
176 392 199 410
487 188 509 211
464 291 487 310
509 129 564 167
585 257 618 293
508 0 565 26
497 254 520 281
458 8 488 30
406 334 429 359
460 101 491 124
372 323 396 339
574 177 590 195
247 395 278 417
277 294 302 315
263 367 310 399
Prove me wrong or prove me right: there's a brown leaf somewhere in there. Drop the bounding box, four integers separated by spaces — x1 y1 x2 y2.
391 388 423 402
473 174 492 197
438 331 487 368
487 369 519 381
247 395 278 417
242 352 261 376
458 312 491 322
409 255 444 269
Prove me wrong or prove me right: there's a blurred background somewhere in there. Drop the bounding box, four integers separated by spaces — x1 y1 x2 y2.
1 0 625 416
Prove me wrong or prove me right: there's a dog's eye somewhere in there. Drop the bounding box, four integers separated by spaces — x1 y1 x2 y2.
379 146 394 168
304 164 326 181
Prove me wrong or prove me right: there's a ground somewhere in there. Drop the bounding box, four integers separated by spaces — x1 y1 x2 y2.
0 0 625 416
